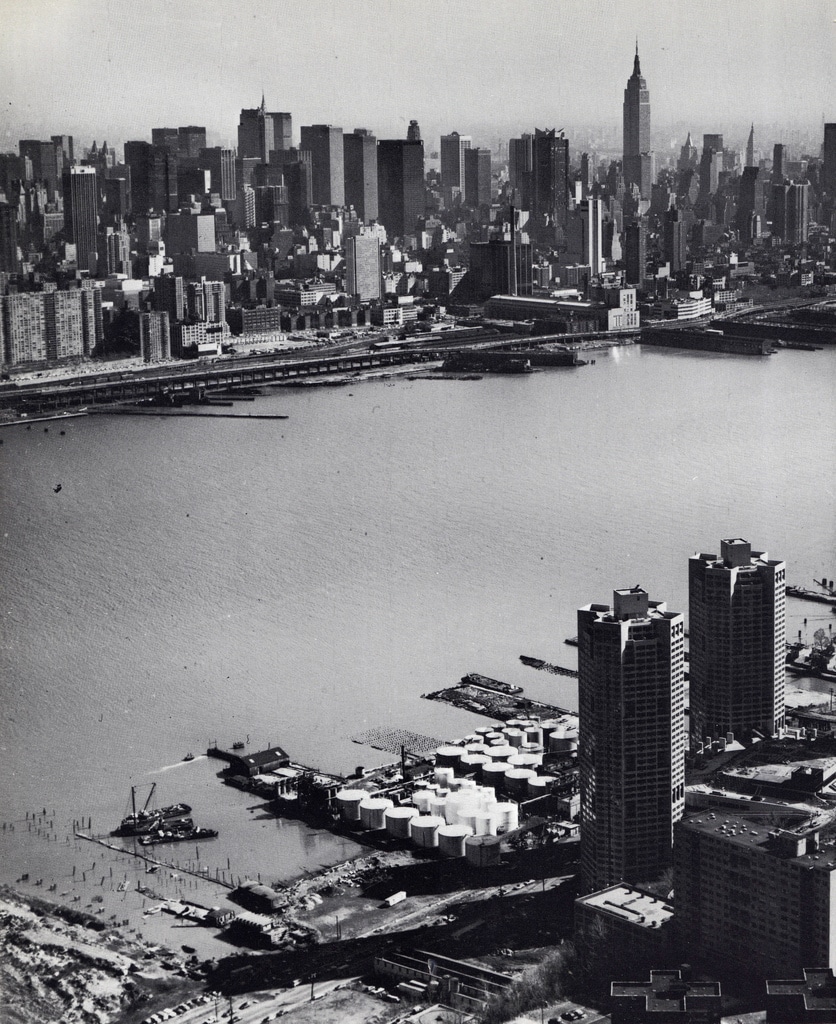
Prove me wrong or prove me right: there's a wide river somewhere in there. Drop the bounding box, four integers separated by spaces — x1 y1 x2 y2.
1 343 835 892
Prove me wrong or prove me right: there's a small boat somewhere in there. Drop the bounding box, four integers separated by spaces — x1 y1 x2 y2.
183 752 195 761
53 484 62 493
232 741 245 750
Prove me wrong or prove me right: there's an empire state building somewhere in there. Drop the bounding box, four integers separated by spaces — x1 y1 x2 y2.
623 44 651 200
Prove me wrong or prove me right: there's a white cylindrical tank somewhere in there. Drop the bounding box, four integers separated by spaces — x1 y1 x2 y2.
520 741 543 756
488 744 516 761
410 815 444 848
550 732 578 753
540 720 561 742
434 766 455 788
505 768 537 798
438 824 473 858
505 719 524 729
465 834 502 868
527 775 555 798
473 811 497 836
507 753 540 769
359 797 393 831
435 746 463 768
413 790 434 814
475 726 492 737
503 728 525 748
494 802 519 832
384 806 418 839
430 796 447 819
465 743 490 756
335 789 367 824
525 726 543 746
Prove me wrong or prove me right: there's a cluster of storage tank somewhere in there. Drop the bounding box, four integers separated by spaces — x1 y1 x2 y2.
333 716 578 863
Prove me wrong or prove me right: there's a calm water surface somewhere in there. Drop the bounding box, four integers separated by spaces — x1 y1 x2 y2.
1 344 835 887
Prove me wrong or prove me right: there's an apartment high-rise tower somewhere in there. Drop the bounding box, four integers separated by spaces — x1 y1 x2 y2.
688 539 786 747
578 587 686 894
622 45 652 199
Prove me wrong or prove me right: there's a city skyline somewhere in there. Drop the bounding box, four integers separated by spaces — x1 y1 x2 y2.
2 0 834 153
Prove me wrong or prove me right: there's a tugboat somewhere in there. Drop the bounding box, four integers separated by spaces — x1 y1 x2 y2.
231 741 245 750
183 752 195 762
113 784 191 836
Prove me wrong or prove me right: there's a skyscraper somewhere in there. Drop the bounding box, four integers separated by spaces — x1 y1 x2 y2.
343 129 378 222
624 218 646 286
662 203 687 273
62 166 98 274
200 147 236 202
238 99 292 163
772 143 785 182
823 123 836 194
786 181 810 244
566 198 604 275
377 138 424 239
745 123 755 167
688 539 786 747
177 126 206 160
737 166 765 241
464 147 491 207
532 128 569 237
299 125 345 207
622 45 652 199
578 586 686 894
0 202 19 273
508 133 533 207
440 132 471 199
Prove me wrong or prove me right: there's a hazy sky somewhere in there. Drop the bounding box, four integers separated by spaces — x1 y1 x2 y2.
2 0 834 155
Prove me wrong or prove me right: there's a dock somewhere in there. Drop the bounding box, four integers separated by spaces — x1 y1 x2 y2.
88 408 289 420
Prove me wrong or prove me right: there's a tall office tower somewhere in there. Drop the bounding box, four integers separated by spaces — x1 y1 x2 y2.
281 153 312 225
440 131 471 198
689 539 786 747
19 140 60 197
151 128 179 153
139 311 170 362
532 128 570 235
786 181 810 244
622 45 652 199
662 204 687 272
579 152 593 197
698 147 722 197
299 125 345 207
238 99 292 163
823 123 836 194
703 133 724 153
406 120 421 143
624 218 646 285
62 166 98 274
199 147 236 201
508 133 533 200
343 129 378 222
177 126 206 160
469 237 533 300
51 135 74 168
150 146 178 213
566 198 604 274
745 123 755 167
345 232 381 300
464 147 491 207
102 175 130 226
1 292 47 365
578 586 686 894
155 272 185 324
677 132 698 171
772 143 785 181
0 203 19 273
44 290 86 361
674 812 836 976
124 140 155 213
377 137 425 239
771 182 790 239
736 166 765 240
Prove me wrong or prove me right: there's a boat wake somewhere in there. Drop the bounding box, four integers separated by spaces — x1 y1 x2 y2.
153 756 206 773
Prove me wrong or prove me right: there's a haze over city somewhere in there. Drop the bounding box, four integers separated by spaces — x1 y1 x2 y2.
2 0 834 151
